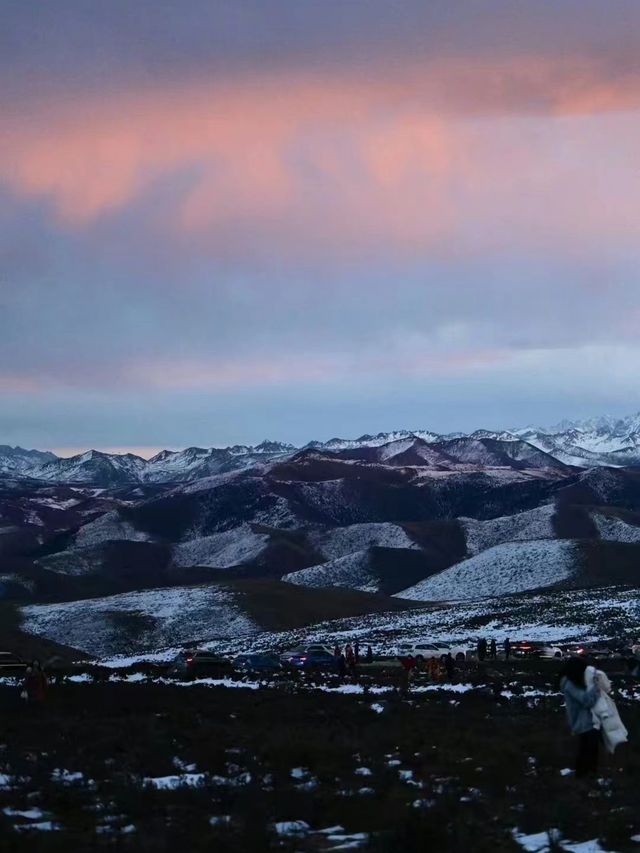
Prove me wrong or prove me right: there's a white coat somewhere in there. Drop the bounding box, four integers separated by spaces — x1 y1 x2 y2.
585 666 628 753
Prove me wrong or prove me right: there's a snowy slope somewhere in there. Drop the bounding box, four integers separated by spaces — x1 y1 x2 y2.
21 585 258 656
283 551 377 592
172 525 269 568
75 511 154 547
308 523 418 560
592 513 640 544
395 540 578 601
461 505 556 556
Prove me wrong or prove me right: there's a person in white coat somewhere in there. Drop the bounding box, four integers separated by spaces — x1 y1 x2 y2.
560 658 627 777
584 665 628 755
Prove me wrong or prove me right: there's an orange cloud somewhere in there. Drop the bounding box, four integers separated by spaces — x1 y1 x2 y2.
1 56 640 254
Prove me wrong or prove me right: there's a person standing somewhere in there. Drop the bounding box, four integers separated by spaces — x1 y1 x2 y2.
444 652 455 681
354 640 360 663
366 645 373 663
345 644 356 676
560 658 602 777
504 637 511 660
22 660 48 706
477 638 487 661
489 639 497 659
337 652 347 679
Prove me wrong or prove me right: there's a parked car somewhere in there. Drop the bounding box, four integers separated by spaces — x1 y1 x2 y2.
397 642 468 662
433 641 469 662
511 641 563 659
563 642 614 660
234 653 283 674
280 645 336 671
0 652 28 675
168 650 234 678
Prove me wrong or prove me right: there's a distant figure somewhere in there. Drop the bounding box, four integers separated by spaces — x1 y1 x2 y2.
399 655 415 697
23 660 48 705
444 652 455 680
345 644 356 675
399 654 416 673
477 638 487 661
354 640 360 663
504 637 511 660
427 657 440 681
336 653 347 679
333 644 342 658
489 639 497 659
366 645 373 664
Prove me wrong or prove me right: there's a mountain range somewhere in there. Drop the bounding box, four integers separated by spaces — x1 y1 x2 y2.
3 411 640 487
3 412 640 659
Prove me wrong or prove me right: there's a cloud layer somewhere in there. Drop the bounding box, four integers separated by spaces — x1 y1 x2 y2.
1 1 639 448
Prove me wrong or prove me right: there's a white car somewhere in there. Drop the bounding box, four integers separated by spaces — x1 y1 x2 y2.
397 642 468 662
511 641 564 659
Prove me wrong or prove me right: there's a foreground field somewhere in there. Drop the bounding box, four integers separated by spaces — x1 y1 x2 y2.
1 661 639 851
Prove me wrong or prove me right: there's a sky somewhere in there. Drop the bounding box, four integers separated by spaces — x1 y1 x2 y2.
2 1 640 455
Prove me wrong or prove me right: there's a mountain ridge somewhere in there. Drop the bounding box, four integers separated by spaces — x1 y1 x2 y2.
2 412 640 486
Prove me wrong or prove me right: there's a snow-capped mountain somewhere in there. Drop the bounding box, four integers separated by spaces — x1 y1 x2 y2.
5 442 297 486
513 412 640 467
0 445 57 476
2 412 640 486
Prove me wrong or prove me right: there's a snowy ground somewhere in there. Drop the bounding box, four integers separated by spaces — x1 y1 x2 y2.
40 584 638 668
21 585 257 657
1 657 639 851
395 540 578 602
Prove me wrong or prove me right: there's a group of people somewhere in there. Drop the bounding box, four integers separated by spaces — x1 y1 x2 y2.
477 637 511 660
398 651 457 694
332 641 374 677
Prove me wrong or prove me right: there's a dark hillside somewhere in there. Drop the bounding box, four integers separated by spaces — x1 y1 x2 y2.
221 578 420 632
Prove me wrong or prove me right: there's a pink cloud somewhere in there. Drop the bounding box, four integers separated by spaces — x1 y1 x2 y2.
128 348 508 391
0 375 43 393
1 56 640 257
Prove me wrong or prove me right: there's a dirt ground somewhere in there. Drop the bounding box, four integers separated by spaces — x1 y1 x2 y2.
0 658 639 851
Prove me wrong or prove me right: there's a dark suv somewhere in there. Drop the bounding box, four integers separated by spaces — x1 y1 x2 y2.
280 645 337 671
168 650 234 678
0 652 28 675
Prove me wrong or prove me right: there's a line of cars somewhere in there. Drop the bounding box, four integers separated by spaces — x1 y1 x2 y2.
508 639 638 660
2 637 638 682
169 645 345 677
